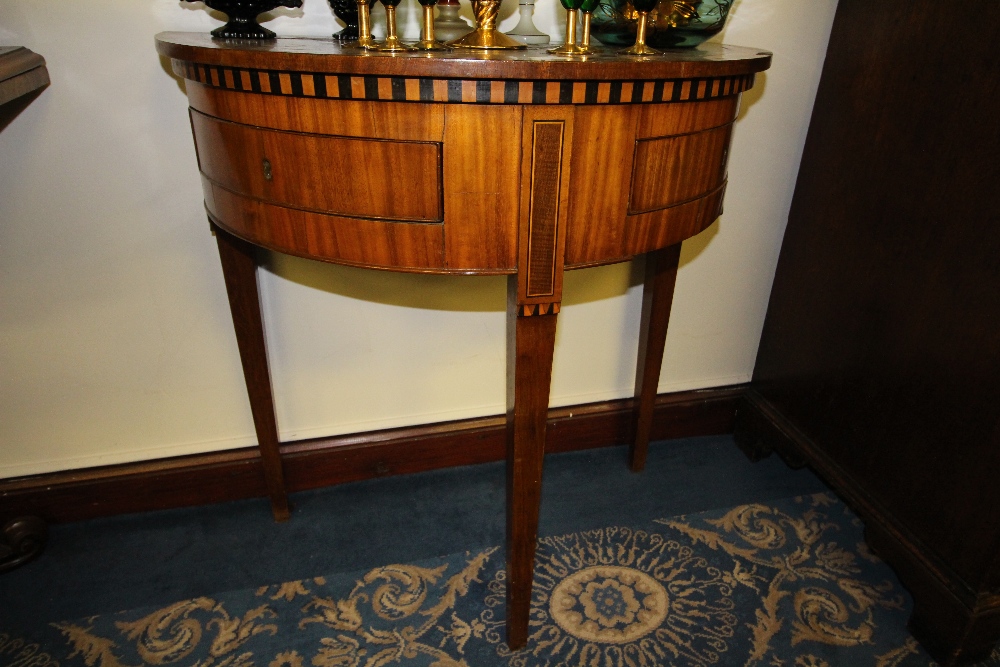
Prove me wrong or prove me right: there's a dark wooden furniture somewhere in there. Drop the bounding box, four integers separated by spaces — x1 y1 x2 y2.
0 47 50 573
0 47 48 108
0 46 49 135
155 33 769 648
734 3 1000 665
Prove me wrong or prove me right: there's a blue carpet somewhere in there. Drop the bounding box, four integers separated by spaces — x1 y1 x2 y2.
1 437 997 665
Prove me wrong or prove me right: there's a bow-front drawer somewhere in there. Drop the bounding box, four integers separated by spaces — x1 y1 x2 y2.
190 110 443 223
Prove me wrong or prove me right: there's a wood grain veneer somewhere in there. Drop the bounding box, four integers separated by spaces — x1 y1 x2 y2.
156 33 769 649
192 111 443 223
205 184 446 271
442 104 520 272
187 82 446 140
629 244 681 471
629 123 732 214
213 226 290 521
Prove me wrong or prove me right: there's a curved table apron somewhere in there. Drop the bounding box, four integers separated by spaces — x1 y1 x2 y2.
156 32 770 649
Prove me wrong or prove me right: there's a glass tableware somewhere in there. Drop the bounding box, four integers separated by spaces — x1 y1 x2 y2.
414 0 449 49
592 0 734 49
506 0 550 45
347 0 376 48
375 0 415 51
434 0 473 42
329 0 360 41
548 0 588 55
620 0 658 55
579 0 601 53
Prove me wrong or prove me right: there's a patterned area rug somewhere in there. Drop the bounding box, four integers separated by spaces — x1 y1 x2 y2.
3 494 998 667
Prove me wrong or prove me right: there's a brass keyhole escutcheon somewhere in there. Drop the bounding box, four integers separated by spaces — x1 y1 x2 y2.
262 158 272 181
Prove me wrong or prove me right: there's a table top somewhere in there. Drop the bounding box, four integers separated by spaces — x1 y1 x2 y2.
155 32 771 81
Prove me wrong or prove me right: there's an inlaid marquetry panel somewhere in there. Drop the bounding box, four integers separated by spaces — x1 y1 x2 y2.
191 110 443 223
174 59 755 106
516 108 574 311
526 122 565 298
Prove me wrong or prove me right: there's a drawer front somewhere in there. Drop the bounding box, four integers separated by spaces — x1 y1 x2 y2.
191 110 443 223
203 182 445 271
628 123 733 214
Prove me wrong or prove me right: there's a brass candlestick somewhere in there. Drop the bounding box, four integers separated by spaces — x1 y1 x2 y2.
350 0 376 48
449 0 526 49
621 9 659 55
548 8 587 55
414 0 449 50
580 12 593 51
578 0 599 54
376 0 414 51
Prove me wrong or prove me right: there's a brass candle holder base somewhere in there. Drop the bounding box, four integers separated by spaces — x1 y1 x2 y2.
413 38 450 50
547 43 588 55
548 8 588 55
621 11 660 55
414 4 449 50
450 29 527 49
621 42 659 55
376 37 413 51
450 0 526 49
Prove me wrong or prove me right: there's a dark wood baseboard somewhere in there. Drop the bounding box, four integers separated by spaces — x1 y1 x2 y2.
0 385 744 524
734 389 1000 667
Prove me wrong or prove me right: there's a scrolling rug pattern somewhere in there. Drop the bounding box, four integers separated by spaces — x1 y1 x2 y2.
3 495 996 667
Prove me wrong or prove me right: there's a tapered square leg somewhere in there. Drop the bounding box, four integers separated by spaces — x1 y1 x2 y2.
505 107 574 650
629 244 682 472
213 223 291 521
505 276 559 650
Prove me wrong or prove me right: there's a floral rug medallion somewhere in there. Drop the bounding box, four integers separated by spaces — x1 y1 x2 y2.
549 565 670 644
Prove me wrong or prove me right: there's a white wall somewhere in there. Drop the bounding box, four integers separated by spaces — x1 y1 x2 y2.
0 0 838 478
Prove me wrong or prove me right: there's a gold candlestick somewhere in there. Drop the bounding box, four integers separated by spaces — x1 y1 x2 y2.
579 10 594 53
621 10 659 55
376 0 414 51
548 8 587 55
351 0 375 49
449 0 526 49
414 1 449 50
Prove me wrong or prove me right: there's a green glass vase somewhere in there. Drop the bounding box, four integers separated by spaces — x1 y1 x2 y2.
591 0 733 49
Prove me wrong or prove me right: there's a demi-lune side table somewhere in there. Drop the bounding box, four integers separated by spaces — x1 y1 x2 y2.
155 32 770 648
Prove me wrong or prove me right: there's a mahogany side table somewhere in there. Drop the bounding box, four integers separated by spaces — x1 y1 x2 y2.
155 32 770 648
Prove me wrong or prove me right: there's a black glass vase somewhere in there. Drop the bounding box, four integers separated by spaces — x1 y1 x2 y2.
187 0 304 39
329 0 360 40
